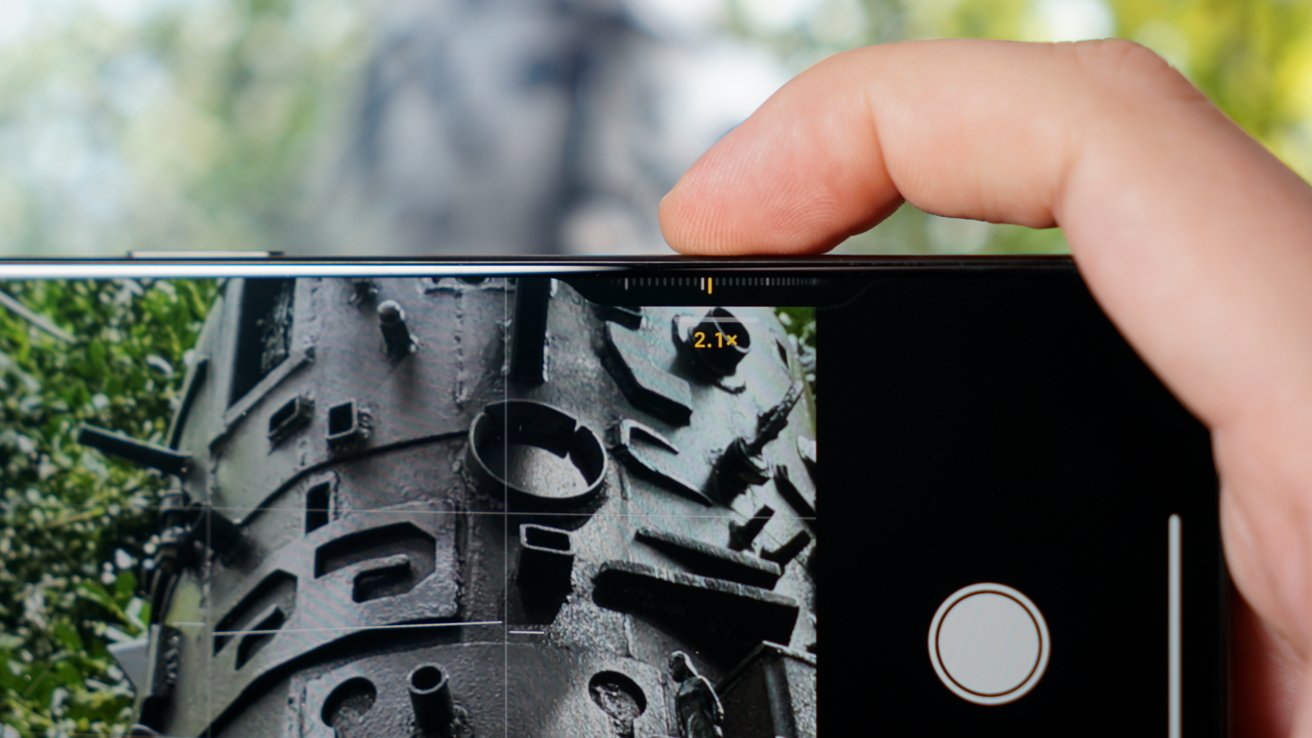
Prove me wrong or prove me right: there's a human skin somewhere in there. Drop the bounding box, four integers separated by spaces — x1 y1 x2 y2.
659 39 1312 736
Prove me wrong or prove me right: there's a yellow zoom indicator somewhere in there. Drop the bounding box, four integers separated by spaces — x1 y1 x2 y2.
691 330 740 349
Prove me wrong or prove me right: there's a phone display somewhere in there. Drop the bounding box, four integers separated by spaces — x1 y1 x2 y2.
0 258 1223 737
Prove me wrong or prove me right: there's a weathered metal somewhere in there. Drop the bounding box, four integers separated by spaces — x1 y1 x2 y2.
377 300 418 361
669 652 724 738
77 425 193 477
111 276 816 737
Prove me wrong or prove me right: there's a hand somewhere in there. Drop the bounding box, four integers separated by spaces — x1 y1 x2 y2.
660 38 1312 736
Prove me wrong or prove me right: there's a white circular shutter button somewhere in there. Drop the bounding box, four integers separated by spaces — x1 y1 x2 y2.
928 582 1050 706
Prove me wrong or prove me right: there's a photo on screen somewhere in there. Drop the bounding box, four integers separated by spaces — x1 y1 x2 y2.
0 276 816 737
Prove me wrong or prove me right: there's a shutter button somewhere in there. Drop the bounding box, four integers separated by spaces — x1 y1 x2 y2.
928 582 1050 706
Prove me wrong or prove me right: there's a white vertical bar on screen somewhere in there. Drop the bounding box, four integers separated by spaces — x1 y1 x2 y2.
1169 513 1182 738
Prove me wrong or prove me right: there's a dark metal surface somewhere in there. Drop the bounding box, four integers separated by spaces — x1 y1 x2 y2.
110 275 817 736
77 425 193 477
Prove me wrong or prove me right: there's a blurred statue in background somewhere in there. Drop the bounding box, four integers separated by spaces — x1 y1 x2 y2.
307 0 783 255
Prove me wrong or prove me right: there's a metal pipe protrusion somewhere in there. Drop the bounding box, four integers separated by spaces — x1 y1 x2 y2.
728 505 775 551
77 425 192 476
408 663 455 735
763 529 813 567
377 300 416 359
509 278 550 385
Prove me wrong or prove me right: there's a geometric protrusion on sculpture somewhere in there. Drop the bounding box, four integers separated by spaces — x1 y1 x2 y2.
614 419 712 506
517 524 576 593
593 561 799 662
604 323 694 426
635 527 781 589
468 400 607 511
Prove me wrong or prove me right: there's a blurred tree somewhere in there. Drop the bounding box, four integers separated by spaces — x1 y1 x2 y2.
725 0 1312 255
0 0 369 256
1 3 1305 734
1 0 1306 257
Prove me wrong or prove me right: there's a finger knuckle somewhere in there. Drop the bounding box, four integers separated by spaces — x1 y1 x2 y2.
1070 39 1196 97
1074 39 1164 75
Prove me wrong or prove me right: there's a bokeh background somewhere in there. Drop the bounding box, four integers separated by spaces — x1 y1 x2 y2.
0 0 1309 257
2 2 1311 734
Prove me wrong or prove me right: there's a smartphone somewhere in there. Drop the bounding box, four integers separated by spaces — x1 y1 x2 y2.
0 256 1224 737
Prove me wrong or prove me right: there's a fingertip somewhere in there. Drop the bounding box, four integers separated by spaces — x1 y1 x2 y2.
658 177 717 255
660 86 895 256
660 174 852 256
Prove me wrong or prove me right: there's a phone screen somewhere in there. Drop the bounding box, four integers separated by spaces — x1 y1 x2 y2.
0 260 1223 737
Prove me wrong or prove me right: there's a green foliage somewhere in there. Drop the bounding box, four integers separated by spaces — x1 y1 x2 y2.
727 0 1312 255
0 279 216 736
3 1 1306 258
775 306 816 382
775 306 817 426
0 1 368 256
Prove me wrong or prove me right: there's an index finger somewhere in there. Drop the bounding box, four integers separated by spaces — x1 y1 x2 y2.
661 38 1312 463
660 36 1312 712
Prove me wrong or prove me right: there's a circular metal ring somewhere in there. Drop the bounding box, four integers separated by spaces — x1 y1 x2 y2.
467 400 607 511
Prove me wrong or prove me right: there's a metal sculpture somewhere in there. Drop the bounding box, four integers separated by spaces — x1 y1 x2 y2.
669 651 724 738
99 276 816 736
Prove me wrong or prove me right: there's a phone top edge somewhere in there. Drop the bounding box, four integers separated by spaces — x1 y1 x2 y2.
0 253 1074 279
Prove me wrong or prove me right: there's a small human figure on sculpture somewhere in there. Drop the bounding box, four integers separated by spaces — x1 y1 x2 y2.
668 651 724 738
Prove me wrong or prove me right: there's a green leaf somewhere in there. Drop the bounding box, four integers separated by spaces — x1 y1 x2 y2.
51 620 83 652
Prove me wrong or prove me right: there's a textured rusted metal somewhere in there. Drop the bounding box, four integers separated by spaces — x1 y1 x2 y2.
114 275 817 737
